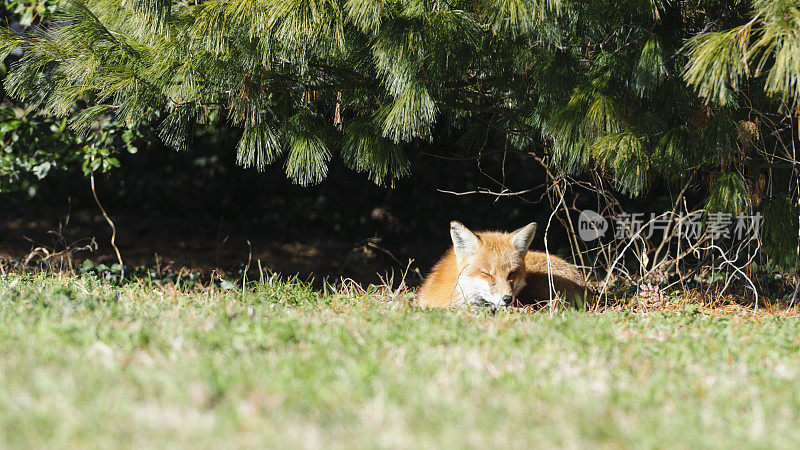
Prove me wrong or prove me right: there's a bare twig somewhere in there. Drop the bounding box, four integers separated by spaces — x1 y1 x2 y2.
89 162 124 281
436 187 536 197
544 177 567 316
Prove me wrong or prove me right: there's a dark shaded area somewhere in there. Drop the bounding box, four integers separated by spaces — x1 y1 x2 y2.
1 129 584 285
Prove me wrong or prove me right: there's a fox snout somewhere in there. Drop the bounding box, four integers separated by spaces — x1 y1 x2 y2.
470 293 514 309
487 294 513 307
469 294 514 313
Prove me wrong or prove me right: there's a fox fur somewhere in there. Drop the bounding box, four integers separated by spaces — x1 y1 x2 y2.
416 221 589 309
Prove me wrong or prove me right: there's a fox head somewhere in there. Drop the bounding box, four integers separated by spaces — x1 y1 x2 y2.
449 221 538 309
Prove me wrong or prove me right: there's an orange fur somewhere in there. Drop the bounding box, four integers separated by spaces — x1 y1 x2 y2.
416 229 589 308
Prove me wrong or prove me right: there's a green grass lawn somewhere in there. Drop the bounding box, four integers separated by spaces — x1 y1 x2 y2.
1 274 800 448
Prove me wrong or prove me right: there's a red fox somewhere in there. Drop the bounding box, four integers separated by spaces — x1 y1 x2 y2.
416 221 589 309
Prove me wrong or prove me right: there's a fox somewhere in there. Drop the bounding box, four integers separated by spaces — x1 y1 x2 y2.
416 221 590 309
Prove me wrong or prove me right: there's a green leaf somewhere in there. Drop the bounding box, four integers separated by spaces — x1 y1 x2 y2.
32 162 52 179
104 157 121 170
80 259 95 271
1 120 22 133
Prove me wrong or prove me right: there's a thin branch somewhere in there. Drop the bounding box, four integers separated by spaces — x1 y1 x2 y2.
89 161 124 281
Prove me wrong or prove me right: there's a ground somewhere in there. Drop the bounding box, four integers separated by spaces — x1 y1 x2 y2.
0 205 430 287
2 274 800 448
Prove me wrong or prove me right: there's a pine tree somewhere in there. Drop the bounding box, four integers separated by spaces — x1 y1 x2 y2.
684 0 800 268
1 0 798 269
0 0 678 187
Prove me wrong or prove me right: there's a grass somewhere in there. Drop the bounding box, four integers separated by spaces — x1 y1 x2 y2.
1 274 800 448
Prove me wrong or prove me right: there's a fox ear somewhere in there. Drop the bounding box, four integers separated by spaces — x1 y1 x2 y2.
450 221 480 260
511 222 537 255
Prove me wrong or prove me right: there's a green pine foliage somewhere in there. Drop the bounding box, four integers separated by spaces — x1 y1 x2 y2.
684 0 799 266
342 118 409 185
759 195 799 270
0 1 790 184
282 110 332 186
1 0 798 271
1 0 680 187
685 0 800 111
706 171 750 215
